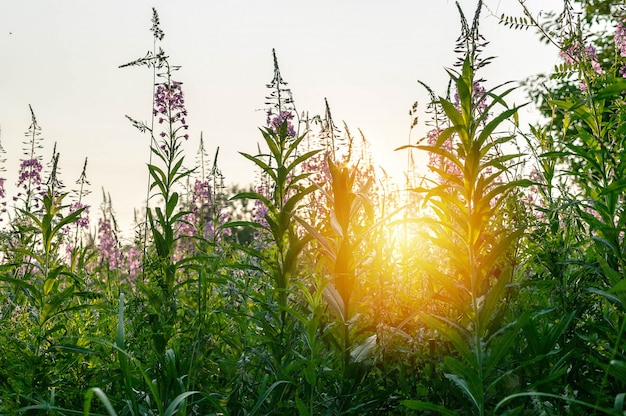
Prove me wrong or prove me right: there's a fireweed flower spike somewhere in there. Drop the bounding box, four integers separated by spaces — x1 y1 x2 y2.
584 44 603 74
69 202 89 230
16 105 45 210
0 178 5 222
615 20 626 77
153 81 189 133
559 41 604 90
266 109 296 138
616 20 626 57
98 216 122 270
0 130 6 221
558 41 602 71
97 192 122 271
16 158 43 205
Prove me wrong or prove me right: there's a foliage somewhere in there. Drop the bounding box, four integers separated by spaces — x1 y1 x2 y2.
2 2 626 415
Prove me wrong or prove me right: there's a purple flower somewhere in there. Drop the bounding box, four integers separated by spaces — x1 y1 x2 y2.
16 158 43 188
0 177 5 199
616 21 626 58
425 127 462 181
584 45 603 74
560 42 603 74
154 81 190 140
253 184 270 229
126 246 143 282
70 202 90 229
266 109 296 137
559 45 578 65
97 217 122 270
253 200 269 227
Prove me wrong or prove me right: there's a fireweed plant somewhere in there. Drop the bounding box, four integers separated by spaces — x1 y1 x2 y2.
225 49 324 411
121 6 192 350
64 157 92 274
495 1 626 412
296 154 378 411
234 49 317 315
0 130 6 224
399 3 533 414
0 106 96 412
112 11 217 416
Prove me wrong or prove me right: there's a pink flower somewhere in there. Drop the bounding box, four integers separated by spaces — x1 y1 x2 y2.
584 45 603 74
97 217 122 270
425 127 462 183
154 81 189 140
560 43 603 74
266 109 296 137
70 202 90 229
16 158 43 188
127 246 142 282
616 21 626 57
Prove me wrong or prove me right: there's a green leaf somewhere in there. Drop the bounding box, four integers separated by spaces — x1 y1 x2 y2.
248 380 291 416
83 387 118 416
599 178 626 196
614 392 625 413
402 400 458 415
43 277 56 296
238 153 278 183
166 192 179 218
294 215 336 262
351 334 377 363
323 283 345 322
260 127 282 162
440 98 465 132
286 149 321 173
476 107 521 149
444 370 481 411
594 79 626 100
163 391 200 416
419 313 471 358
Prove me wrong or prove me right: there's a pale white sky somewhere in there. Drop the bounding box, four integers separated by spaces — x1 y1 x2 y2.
0 0 561 236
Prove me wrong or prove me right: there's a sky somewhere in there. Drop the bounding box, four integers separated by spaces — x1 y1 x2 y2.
0 0 562 237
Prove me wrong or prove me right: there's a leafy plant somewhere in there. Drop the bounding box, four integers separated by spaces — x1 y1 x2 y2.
400 4 530 413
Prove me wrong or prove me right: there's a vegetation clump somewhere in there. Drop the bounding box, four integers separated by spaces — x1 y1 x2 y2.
1 1 626 415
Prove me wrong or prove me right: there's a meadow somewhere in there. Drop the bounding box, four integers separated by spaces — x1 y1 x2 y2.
1 1 626 415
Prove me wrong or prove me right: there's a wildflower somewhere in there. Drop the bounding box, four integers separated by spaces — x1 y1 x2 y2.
253 199 269 228
584 45 603 74
266 109 296 137
426 127 462 181
126 245 143 282
252 184 270 232
616 20 626 57
559 44 578 65
559 42 603 74
153 81 189 138
70 201 90 229
0 178 6 222
17 158 43 189
97 217 123 270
